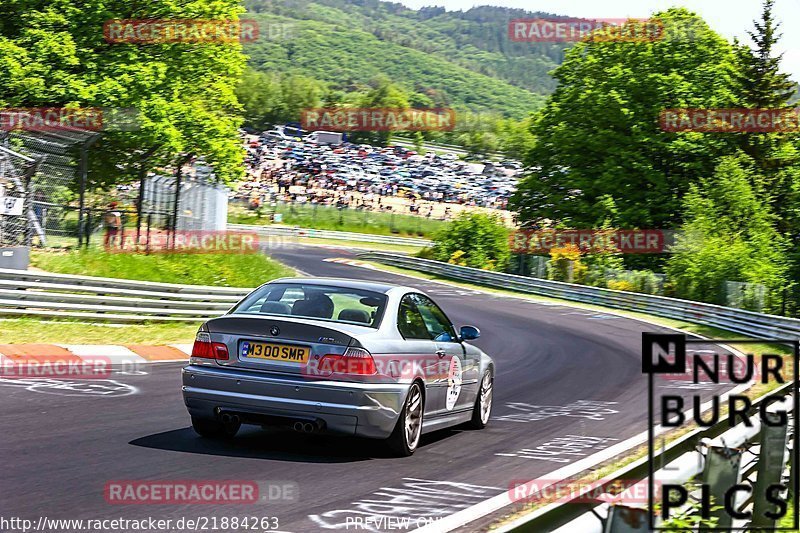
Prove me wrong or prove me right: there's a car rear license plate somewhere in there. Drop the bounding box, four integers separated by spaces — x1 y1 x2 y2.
241 341 310 363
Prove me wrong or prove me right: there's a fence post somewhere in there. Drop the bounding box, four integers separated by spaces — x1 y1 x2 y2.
145 213 152 254
85 209 92 248
752 398 791 528
702 445 744 530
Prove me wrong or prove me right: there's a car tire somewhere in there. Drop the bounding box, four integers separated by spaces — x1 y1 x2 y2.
468 369 493 429
191 416 240 439
387 382 424 456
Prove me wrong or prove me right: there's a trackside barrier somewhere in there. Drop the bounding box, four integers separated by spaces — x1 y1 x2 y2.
0 268 250 322
228 224 431 247
498 387 795 532
356 252 800 340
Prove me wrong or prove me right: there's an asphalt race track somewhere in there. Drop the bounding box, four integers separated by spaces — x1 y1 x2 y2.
1 243 738 533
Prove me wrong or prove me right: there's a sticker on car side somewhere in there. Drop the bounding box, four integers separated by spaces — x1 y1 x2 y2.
446 356 462 410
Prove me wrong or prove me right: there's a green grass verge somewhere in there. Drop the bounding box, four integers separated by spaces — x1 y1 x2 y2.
0 318 200 344
229 204 445 239
30 248 295 287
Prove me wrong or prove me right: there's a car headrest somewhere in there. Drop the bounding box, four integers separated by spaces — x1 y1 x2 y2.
292 294 334 319
260 301 292 315
338 309 371 324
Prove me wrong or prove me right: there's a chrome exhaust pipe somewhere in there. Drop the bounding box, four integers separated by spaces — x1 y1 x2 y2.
303 422 315 433
221 413 232 424
293 421 304 432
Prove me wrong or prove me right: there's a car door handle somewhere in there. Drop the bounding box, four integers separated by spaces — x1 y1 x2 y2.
436 349 446 358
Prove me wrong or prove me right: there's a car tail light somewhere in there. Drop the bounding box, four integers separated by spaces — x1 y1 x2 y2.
191 332 229 361
318 347 376 375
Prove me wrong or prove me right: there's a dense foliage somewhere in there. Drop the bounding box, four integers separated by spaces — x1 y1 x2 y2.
510 2 799 314
431 212 510 271
242 0 564 117
0 0 247 185
510 8 740 230
665 155 789 310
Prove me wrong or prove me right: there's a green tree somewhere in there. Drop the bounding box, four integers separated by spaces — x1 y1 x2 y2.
0 0 247 187
732 0 800 234
350 77 410 145
665 155 788 311
236 70 327 129
734 0 796 111
431 212 510 271
510 9 739 230
236 68 282 130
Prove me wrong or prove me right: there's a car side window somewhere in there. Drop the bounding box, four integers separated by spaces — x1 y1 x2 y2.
397 295 431 340
411 294 457 342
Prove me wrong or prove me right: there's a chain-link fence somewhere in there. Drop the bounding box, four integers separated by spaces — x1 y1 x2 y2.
141 173 228 232
0 144 36 250
0 122 100 252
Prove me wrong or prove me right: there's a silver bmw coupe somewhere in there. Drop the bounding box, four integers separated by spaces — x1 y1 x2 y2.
182 278 494 455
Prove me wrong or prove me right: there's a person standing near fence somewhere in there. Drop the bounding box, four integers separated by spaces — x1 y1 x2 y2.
103 202 122 249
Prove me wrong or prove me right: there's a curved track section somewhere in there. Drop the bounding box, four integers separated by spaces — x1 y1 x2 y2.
1 244 735 532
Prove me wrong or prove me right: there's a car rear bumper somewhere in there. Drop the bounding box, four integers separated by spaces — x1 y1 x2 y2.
182 364 409 439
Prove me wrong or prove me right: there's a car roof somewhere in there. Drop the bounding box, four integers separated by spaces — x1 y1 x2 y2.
268 277 416 295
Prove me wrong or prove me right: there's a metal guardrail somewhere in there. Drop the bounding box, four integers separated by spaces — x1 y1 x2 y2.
0 268 249 322
356 252 800 340
392 136 506 159
229 223 432 247
355 252 800 530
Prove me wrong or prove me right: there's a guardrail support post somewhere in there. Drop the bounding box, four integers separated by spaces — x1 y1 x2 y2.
752 403 790 528
603 505 650 532
702 445 743 530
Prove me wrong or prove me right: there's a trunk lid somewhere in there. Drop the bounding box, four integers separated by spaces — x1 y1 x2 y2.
205 315 360 376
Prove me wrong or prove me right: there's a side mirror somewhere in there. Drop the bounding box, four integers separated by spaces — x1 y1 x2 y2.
459 325 480 341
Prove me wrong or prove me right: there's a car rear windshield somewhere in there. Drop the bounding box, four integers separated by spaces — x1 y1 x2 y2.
230 283 388 328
